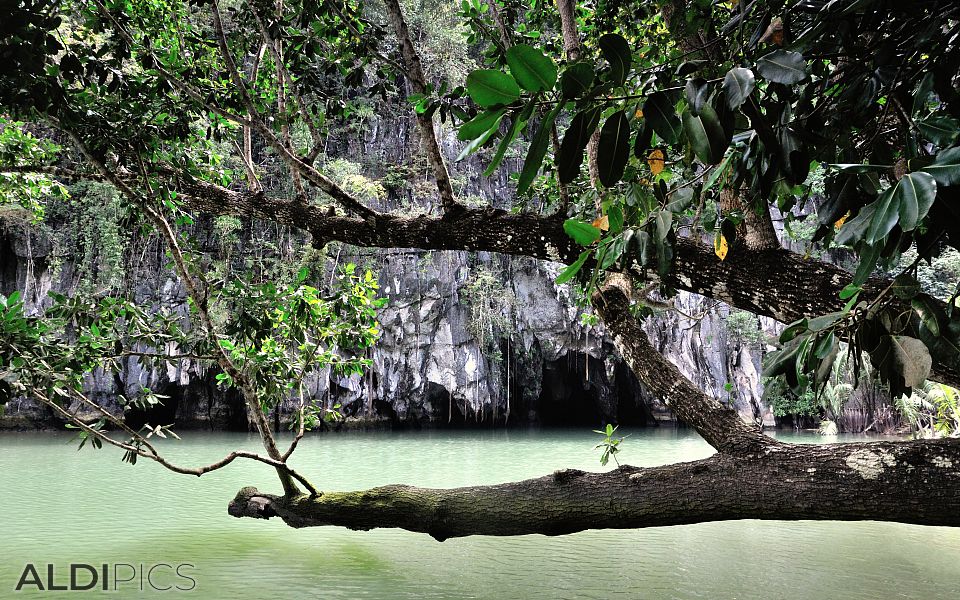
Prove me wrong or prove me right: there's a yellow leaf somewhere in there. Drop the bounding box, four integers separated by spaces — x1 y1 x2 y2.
647 149 665 176
634 109 644 119
834 211 849 230
592 215 610 231
714 234 729 261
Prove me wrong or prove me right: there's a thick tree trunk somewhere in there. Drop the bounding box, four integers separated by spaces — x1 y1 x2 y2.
590 276 769 453
229 439 960 539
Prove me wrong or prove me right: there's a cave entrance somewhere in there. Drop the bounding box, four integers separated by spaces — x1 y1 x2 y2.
425 381 467 427
536 353 654 427
123 387 179 431
614 362 657 427
537 353 607 427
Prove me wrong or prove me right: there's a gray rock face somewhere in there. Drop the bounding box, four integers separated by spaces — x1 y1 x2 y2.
0 115 779 431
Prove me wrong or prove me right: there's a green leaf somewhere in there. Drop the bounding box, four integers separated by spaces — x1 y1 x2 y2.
563 219 601 246
644 91 681 145
560 62 595 99
762 339 802 378
852 243 881 286
555 250 590 285
892 172 937 232
834 200 877 246
912 296 945 337
506 45 558 93
517 102 563 195
458 108 506 141
888 335 933 389
780 319 809 343
808 312 842 331
666 187 695 213
607 204 624 234
597 110 631 187
917 115 959 146
722 67 755 110
684 78 709 115
922 146 960 186
557 107 602 184
485 102 536 176
655 210 672 240
682 104 727 164
598 33 631 86
756 50 807 85
466 70 521 107
455 112 505 161
865 188 898 244
839 284 861 300
635 230 653 266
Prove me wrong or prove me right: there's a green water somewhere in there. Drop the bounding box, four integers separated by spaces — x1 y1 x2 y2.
1 427 958 599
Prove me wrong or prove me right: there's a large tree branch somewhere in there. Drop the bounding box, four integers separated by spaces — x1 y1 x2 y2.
591 276 771 453
163 178 960 388
229 438 960 538
7 163 956 387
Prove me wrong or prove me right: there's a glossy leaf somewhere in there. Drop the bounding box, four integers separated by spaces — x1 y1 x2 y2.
506 45 558 93
756 50 807 85
555 250 590 285
682 104 727 165
596 110 630 187
922 146 960 186
458 108 506 141
913 296 945 337
557 107 601 184
918 115 960 146
598 33 631 86
644 92 681 145
722 67 755 109
666 187 695 213
893 172 937 232
466 70 520 107
655 210 672 240
516 103 562 195
684 78 709 115
560 62 594 98
455 112 505 161
563 219 601 246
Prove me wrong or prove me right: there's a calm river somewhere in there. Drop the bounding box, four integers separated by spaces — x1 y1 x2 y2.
1 428 958 599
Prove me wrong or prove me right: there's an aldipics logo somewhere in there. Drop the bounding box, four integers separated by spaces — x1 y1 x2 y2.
13 563 197 592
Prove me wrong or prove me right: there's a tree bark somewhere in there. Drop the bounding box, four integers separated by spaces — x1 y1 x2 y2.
229 438 960 539
383 0 458 212
591 276 769 453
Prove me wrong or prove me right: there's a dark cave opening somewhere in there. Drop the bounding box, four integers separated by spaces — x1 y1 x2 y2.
536 353 653 427
123 388 180 431
614 362 657 427
536 353 608 427
425 381 467 427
